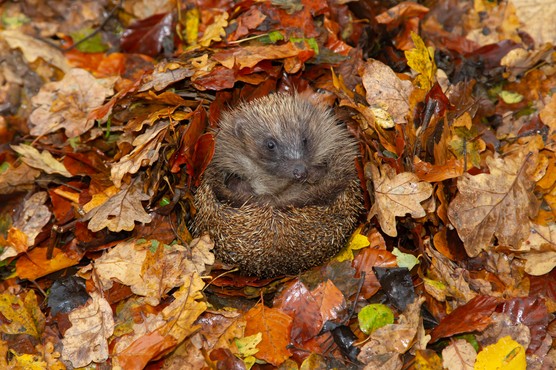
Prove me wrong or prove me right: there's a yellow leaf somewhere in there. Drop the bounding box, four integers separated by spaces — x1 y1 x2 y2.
235 332 261 358
405 32 436 91
199 12 229 47
0 290 45 339
474 336 526 370
184 8 200 46
336 227 370 262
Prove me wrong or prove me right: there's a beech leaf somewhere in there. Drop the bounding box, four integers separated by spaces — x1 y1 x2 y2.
244 303 292 366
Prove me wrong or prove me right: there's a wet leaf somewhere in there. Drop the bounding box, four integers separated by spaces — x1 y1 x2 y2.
244 303 292 366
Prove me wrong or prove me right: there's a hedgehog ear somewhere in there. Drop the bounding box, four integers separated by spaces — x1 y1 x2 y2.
233 120 244 138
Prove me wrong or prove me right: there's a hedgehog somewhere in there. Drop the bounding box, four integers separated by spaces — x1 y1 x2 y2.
192 93 363 277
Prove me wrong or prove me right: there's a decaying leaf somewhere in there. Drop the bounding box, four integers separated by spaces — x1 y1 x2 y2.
89 236 213 305
84 182 152 232
448 153 538 257
29 68 115 138
0 163 40 194
357 297 425 367
61 291 114 368
369 163 433 237
0 290 45 339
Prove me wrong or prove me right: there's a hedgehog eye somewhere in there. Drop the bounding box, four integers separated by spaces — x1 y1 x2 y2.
265 138 277 150
302 137 308 146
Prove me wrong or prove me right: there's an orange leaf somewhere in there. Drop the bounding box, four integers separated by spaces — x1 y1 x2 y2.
244 303 292 366
115 330 177 370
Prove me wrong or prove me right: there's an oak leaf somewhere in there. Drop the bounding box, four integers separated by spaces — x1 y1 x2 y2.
85 182 152 232
29 68 115 138
110 121 169 188
61 292 114 368
369 164 433 237
447 154 537 257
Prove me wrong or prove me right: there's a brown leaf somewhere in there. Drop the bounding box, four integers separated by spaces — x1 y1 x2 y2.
0 163 40 194
448 153 538 257
61 292 114 368
213 43 309 70
244 303 292 366
29 68 115 138
361 59 414 124
369 164 433 237
429 295 503 343
11 144 72 177
13 191 51 247
110 121 169 188
85 182 152 232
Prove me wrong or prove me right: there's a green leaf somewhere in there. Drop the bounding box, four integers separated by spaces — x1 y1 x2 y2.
392 247 419 270
498 90 524 104
358 303 394 335
70 27 108 53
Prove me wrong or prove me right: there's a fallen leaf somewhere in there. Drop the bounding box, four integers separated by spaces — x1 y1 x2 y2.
29 68 115 138
405 32 436 91
199 11 229 47
448 153 537 257
84 182 152 232
11 144 72 177
61 291 114 368
0 30 70 72
13 191 51 247
369 164 433 237
0 163 40 194
441 339 476 370
0 290 45 339
358 297 425 366
244 303 292 366
361 59 414 124
474 336 526 370
110 121 169 188
430 295 502 343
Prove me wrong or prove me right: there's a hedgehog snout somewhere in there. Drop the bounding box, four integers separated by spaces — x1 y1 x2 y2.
292 161 308 180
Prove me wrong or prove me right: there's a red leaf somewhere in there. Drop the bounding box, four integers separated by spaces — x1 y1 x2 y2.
120 12 175 57
430 295 503 342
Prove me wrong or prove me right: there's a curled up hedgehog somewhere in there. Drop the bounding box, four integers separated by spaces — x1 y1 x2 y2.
192 93 363 277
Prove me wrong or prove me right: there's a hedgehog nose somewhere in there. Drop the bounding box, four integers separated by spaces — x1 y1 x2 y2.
293 163 308 180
